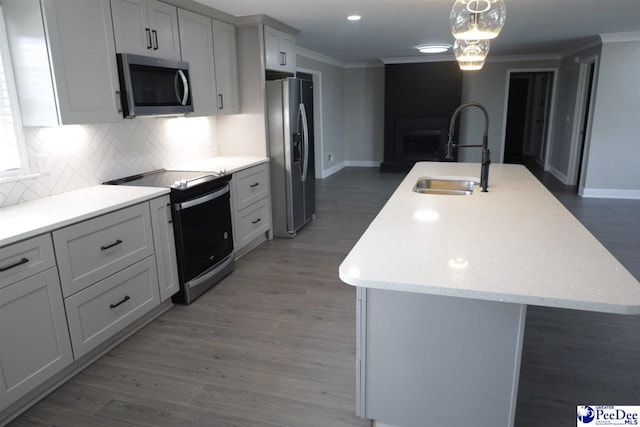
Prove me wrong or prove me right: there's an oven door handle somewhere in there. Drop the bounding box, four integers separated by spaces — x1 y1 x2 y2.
175 185 229 211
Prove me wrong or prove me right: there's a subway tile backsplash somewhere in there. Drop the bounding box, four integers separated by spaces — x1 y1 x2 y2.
0 116 218 208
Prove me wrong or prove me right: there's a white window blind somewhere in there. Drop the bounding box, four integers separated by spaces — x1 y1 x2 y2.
0 6 28 180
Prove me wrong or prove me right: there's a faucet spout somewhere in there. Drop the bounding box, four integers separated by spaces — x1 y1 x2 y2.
445 102 491 192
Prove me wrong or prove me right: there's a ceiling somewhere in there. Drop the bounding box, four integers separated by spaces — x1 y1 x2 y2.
194 0 640 63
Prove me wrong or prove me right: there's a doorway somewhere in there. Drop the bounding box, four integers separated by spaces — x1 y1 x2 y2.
503 71 554 166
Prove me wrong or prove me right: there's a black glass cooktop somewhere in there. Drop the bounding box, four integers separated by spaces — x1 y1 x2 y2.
104 169 228 192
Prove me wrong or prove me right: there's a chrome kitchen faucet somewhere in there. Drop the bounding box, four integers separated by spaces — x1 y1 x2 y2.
445 102 491 192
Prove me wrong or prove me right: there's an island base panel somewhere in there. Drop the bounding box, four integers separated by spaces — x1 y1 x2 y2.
359 288 526 427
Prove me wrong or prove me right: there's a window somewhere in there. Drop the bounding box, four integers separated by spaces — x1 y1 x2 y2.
0 6 29 181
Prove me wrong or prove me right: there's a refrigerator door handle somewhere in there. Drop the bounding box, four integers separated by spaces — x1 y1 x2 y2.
300 102 310 183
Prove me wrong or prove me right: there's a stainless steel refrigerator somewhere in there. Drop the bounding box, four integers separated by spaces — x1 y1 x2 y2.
267 78 315 238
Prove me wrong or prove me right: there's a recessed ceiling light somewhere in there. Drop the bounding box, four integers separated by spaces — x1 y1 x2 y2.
418 45 450 54
347 15 362 21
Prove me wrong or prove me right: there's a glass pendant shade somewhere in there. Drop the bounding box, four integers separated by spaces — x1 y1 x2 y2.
458 60 485 71
450 0 506 40
453 39 490 62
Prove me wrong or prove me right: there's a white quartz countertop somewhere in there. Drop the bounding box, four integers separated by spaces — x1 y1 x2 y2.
339 162 640 314
0 185 168 247
169 156 268 174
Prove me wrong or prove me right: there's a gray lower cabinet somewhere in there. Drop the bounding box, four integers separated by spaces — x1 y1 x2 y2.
357 287 526 427
231 163 272 257
0 267 73 412
0 195 177 420
149 195 180 301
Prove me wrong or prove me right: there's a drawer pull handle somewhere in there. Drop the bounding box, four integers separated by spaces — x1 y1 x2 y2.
109 295 130 309
0 257 29 272
250 183 260 188
101 239 123 251
252 218 262 224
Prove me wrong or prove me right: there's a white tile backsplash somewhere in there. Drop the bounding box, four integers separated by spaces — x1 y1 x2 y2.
0 116 218 208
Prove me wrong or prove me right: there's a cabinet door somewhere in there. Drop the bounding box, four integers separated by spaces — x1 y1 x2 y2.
280 32 296 74
0 268 73 412
264 25 282 71
212 19 239 114
3 0 121 125
178 9 217 116
149 196 179 301
148 0 181 60
42 0 122 124
110 0 151 56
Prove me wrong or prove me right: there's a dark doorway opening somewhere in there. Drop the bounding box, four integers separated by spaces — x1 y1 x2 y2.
576 62 596 192
504 72 553 166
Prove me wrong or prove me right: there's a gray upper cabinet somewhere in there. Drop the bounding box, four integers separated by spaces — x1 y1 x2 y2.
177 8 218 117
264 24 296 74
212 19 239 114
2 0 122 126
110 0 181 60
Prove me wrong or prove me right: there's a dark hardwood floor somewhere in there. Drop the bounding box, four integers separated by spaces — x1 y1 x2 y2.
8 165 640 427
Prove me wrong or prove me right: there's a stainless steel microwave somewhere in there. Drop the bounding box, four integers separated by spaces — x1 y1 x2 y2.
116 53 194 118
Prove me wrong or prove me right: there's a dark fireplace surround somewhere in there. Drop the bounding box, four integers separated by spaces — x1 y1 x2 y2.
381 62 463 172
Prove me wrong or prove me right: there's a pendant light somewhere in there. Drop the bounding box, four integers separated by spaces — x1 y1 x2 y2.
453 39 490 62
450 0 506 40
458 60 485 71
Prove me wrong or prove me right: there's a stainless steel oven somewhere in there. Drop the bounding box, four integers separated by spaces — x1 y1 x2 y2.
105 170 234 304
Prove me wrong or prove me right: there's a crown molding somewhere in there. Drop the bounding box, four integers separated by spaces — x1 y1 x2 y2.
599 31 640 43
296 47 345 68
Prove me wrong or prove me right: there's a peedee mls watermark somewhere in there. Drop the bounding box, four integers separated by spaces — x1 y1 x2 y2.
578 406 640 425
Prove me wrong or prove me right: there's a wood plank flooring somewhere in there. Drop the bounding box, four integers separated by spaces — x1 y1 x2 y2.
8 165 640 427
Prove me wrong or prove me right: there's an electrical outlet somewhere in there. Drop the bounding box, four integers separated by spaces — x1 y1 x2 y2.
328 153 334 162
37 154 51 174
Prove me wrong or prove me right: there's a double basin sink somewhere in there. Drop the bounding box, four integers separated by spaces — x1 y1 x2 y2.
413 177 479 196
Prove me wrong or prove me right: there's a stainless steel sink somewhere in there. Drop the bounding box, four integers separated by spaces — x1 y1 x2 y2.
413 177 479 195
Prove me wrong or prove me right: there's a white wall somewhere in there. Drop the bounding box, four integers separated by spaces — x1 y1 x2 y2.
582 39 640 197
458 58 560 163
344 66 385 166
547 43 601 182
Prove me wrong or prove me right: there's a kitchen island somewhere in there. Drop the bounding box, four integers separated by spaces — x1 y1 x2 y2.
339 162 640 427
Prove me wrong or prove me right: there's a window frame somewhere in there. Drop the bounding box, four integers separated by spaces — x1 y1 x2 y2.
0 6 31 183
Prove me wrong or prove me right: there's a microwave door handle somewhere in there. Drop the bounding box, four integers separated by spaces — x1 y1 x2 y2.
300 102 309 183
175 70 189 106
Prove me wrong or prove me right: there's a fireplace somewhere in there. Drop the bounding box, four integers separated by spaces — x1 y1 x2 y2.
381 62 462 172
395 118 449 163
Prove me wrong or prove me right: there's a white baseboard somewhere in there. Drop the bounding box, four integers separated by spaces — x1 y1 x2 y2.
580 188 640 199
345 160 381 167
320 161 345 178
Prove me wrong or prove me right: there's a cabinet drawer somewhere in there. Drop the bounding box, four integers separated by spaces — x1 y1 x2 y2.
235 164 269 211
64 256 160 359
53 203 154 297
237 198 271 248
0 234 56 290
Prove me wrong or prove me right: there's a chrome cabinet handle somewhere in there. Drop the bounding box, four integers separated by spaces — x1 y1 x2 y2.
109 295 130 309
0 257 29 272
218 94 224 110
280 51 286 66
250 182 259 188
152 30 158 50
252 218 262 225
100 239 122 251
